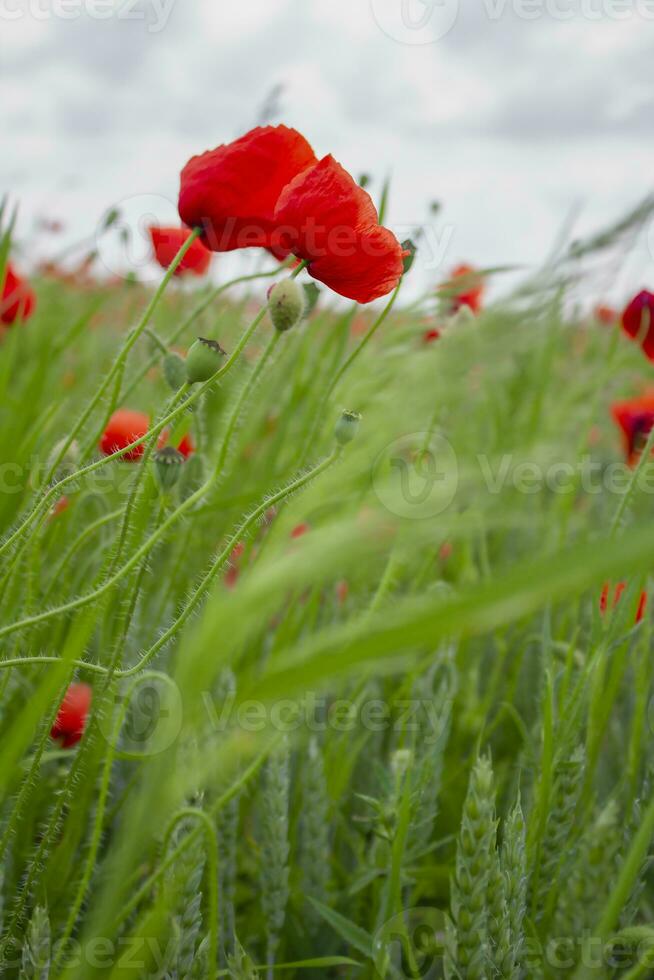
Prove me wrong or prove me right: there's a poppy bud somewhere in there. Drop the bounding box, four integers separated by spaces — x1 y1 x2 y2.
163 351 186 391
153 446 185 491
268 279 305 333
335 410 361 446
185 337 227 384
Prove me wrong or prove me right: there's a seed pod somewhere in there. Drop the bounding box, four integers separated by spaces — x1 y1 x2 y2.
334 410 361 446
153 446 185 491
163 351 186 391
185 338 227 384
268 279 305 333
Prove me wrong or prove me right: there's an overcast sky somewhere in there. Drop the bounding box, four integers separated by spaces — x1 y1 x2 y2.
2 0 654 300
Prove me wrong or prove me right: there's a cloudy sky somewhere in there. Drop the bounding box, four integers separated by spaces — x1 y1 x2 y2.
2 0 654 299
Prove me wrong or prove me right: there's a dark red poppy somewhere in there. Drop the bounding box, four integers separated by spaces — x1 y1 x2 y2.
273 155 406 304
441 264 484 314
423 328 441 343
622 291 654 360
600 582 647 623
611 393 654 466
51 683 92 748
178 125 317 253
100 409 149 461
1 262 36 325
149 226 211 277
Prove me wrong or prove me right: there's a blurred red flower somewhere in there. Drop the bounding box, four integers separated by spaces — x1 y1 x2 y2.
611 393 654 466
1 262 36 325
149 226 211 276
290 522 310 539
50 683 92 748
100 409 149 461
176 432 195 459
273 155 405 303
594 304 617 326
178 125 317 253
423 328 441 343
100 409 196 462
442 264 484 314
600 581 647 623
622 290 654 360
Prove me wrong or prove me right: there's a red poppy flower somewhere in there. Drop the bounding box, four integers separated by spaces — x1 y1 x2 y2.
178 125 317 253
600 582 647 623
1 262 36 325
622 291 654 360
100 409 150 461
423 328 441 343
290 522 310 539
149 226 211 277
611 393 654 466
594 304 617 326
441 264 484 314
51 683 92 748
176 432 195 459
273 155 406 304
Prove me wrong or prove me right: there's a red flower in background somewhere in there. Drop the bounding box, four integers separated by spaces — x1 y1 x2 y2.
423 328 441 343
176 432 195 459
273 155 405 303
178 125 317 253
1 262 36 325
594 304 617 326
622 290 654 360
290 522 310 540
50 683 92 748
100 409 195 462
600 582 647 624
442 264 484 314
611 393 654 466
100 409 149 461
149 226 212 277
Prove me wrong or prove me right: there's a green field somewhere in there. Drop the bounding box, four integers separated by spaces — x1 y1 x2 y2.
2 197 654 979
